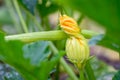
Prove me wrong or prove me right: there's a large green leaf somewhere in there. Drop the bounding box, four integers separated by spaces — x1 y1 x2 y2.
56 0 120 53
0 8 13 25
112 70 120 80
37 0 59 17
18 0 37 15
0 63 23 80
88 34 104 46
0 33 61 80
23 41 51 65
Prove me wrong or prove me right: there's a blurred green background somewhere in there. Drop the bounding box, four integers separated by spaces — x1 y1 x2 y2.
0 0 120 80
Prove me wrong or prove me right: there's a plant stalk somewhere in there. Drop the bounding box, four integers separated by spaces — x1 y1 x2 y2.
5 30 98 42
85 61 96 80
48 41 78 80
79 69 84 80
12 0 28 33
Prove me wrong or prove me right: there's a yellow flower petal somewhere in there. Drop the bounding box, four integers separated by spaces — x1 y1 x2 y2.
59 14 90 69
60 15 80 36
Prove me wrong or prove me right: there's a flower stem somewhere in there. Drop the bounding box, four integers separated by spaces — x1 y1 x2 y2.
12 0 28 33
48 41 78 80
5 30 98 42
61 58 78 80
85 61 96 80
5 30 68 42
79 69 85 80
81 30 99 39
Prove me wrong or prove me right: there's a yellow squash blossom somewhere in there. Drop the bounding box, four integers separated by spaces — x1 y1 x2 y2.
59 14 90 69
60 15 80 36
66 35 89 68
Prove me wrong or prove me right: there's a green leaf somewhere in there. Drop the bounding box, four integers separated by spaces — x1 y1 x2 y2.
0 63 23 80
0 8 13 25
23 41 51 65
18 0 37 14
89 34 104 46
112 70 120 80
3 68 23 80
37 0 59 17
0 33 61 80
56 0 120 53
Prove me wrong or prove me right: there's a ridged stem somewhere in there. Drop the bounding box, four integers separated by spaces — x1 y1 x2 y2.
5 30 98 42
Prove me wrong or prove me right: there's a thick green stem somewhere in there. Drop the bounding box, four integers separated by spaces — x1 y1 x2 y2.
5 30 68 42
81 30 99 39
12 0 28 33
85 61 96 80
5 30 98 42
61 58 78 80
79 69 84 80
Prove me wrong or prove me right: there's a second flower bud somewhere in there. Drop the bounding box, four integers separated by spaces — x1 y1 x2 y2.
66 35 89 69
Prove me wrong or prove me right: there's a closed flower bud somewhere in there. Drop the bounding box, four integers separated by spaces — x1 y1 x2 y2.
59 15 80 36
66 35 89 68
